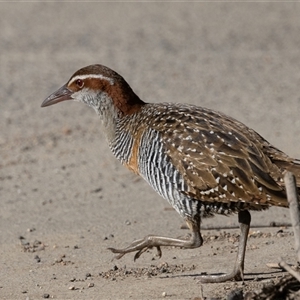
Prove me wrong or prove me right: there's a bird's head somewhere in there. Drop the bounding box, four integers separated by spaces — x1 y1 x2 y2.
41 64 144 116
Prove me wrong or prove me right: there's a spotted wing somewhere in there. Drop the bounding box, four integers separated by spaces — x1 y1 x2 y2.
152 104 288 208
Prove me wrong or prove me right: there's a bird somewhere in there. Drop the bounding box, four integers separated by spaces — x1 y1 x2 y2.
41 64 300 283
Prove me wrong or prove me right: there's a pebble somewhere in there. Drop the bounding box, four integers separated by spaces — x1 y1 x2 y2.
43 294 50 299
104 233 115 240
112 265 118 271
162 291 167 297
69 286 75 290
91 187 102 193
34 255 41 263
88 283 94 288
62 127 72 135
266 262 281 269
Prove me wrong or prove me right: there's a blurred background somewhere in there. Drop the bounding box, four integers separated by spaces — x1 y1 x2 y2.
1 2 300 298
1 3 300 147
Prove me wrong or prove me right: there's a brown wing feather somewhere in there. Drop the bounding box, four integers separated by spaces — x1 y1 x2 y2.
149 103 289 208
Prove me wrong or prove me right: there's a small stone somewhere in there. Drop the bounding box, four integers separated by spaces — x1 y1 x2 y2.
125 220 131 225
88 283 94 288
91 187 102 193
34 255 41 263
62 127 72 135
33 240 42 247
162 291 167 297
86 273 91 278
266 262 281 269
69 286 75 290
70 277 76 282
43 293 50 299
112 265 118 271
103 233 114 240
56 254 66 263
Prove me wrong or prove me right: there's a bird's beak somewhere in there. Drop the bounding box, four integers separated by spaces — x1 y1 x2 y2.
41 84 73 107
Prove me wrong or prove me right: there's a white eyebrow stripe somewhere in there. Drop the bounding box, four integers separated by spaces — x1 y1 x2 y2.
69 74 114 86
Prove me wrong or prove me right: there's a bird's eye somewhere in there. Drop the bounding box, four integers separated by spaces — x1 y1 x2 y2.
75 79 84 88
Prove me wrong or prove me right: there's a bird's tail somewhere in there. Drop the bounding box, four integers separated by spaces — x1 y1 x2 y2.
276 158 300 187
265 142 300 187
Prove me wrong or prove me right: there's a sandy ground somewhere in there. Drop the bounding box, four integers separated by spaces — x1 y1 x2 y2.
1 3 300 299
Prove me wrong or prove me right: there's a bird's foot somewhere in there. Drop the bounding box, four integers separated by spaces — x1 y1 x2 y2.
109 244 162 261
108 232 202 261
197 265 243 283
197 210 250 283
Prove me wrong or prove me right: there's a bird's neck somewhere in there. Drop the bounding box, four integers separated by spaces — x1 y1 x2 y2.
94 90 145 146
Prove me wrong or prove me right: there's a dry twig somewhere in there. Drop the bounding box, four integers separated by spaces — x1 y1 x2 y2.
284 171 300 264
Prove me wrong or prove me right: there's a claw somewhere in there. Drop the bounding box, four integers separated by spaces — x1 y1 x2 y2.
133 245 162 261
108 245 163 261
133 247 148 261
155 246 162 258
108 247 126 260
115 253 126 260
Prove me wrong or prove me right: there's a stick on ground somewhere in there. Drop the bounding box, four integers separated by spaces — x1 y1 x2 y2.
284 171 300 264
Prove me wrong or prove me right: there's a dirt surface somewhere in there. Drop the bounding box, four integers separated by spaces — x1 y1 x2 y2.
1 3 300 299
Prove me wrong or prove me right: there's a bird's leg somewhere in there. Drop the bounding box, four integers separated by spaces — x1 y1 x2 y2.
108 216 203 261
198 210 251 283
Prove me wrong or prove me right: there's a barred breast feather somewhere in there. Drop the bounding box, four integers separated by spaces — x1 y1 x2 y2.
112 102 298 218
